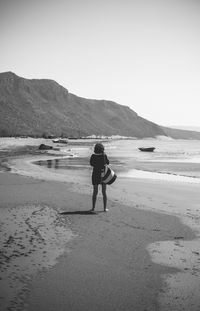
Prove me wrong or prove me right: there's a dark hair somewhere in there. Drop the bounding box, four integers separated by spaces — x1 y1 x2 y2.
94 143 104 154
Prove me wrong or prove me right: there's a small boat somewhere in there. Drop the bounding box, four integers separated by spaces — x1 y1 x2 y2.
138 147 155 152
52 138 68 144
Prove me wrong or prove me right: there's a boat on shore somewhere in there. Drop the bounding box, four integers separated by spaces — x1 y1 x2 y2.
52 138 68 144
138 147 155 152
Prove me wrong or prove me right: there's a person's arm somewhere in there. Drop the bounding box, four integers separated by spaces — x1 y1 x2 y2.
90 154 95 166
105 154 109 165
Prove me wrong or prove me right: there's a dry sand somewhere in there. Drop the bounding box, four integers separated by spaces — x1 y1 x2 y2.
1 140 200 310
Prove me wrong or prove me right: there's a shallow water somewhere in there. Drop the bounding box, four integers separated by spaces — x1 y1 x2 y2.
34 138 200 183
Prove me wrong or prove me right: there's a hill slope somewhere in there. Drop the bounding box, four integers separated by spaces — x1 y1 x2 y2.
0 72 200 139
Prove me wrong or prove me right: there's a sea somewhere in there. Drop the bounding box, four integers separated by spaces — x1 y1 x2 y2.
33 137 200 184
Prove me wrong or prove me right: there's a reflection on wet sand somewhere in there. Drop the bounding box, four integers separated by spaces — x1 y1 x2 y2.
37 158 68 169
35 157 91 171
46 159 59 169
35 156 122 173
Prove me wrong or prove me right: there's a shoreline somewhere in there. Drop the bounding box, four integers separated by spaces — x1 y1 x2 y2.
1 140 200 310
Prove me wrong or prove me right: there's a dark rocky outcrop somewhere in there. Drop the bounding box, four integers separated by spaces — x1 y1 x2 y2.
38 144 53 150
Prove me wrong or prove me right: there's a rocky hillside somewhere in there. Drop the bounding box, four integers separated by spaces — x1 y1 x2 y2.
0 71 200 139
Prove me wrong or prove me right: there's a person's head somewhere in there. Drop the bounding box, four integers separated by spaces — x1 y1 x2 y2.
94 143 104 154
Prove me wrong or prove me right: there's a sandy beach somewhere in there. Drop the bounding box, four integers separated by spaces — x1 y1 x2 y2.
1 138 200 310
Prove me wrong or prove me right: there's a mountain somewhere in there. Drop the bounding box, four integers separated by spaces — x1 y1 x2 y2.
169 125 200 132
1 71 200 139
160 126 200 140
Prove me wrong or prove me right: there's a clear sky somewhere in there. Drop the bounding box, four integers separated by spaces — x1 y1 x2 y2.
1 0 200 126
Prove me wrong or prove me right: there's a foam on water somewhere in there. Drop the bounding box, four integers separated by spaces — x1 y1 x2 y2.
119 169 200 183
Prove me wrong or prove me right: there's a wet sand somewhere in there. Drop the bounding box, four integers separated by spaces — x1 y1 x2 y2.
0 171 198 310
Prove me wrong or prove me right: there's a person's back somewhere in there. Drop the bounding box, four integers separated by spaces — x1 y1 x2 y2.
90 153 109 171
89 143 109 212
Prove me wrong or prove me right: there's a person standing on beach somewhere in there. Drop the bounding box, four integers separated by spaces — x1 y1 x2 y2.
90 143 109 212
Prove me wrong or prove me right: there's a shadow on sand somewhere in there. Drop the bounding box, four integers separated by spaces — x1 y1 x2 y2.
59 210 101 215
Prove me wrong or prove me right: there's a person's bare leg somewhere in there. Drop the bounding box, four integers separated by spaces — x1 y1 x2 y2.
101 183 108 211
92 185 98 211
